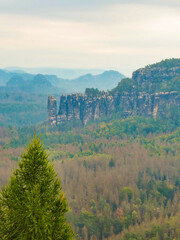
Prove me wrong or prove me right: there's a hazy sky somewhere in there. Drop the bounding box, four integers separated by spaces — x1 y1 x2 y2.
0 0 179 76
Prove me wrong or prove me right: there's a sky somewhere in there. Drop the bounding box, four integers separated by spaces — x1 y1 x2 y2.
0 0 179 76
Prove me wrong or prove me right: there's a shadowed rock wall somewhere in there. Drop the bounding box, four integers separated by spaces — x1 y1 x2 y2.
47 91 179 126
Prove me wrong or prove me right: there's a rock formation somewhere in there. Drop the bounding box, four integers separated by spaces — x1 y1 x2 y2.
47 95 57 126
47 59 180 126
47 91 179 126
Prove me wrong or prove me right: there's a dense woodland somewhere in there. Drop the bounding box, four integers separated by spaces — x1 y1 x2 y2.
0 113 180 240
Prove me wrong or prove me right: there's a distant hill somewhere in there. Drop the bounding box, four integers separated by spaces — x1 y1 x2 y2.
0 70 34 86
66 70 125 92
5 67 105 79
52 70 125 92
0 69 125 94
4 74 63 94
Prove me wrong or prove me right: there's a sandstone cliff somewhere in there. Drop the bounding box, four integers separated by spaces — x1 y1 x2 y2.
47 59 180 126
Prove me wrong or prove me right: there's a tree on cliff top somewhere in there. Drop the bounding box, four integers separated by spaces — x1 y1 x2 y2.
0 135 74 240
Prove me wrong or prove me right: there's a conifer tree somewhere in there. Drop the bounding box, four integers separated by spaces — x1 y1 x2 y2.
0 135 74 240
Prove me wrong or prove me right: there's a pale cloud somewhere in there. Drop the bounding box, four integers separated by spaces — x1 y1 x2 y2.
0 0 179 15
0 1 179 75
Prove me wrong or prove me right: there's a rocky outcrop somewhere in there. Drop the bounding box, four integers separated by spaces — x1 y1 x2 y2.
50 92 117 126
47 90 179 126
132 62 180 93
47 59 180 126
47 95 57 126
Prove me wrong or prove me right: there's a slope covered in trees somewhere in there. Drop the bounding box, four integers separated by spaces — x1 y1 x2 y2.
0 114 180 239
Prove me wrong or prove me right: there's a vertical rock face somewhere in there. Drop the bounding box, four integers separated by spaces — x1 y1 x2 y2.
57 95 67 124
153 91 179 118
47 91 179 126
81 95 96 125
47 92 118 126
47 95 57 126
47 59 180 126
135 93 154 117
67 93 82 121
56 93 83 124
73 94 82 120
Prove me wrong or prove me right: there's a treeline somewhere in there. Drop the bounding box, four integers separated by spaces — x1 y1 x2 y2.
2 113 180 149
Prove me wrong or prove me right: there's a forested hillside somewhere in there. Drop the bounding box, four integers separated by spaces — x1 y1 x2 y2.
0 113 180 239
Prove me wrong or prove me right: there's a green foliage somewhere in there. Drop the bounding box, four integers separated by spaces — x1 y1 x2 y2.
159 77 180 93
113 58 180 94
85 88 101 97
0 93 47 127
109 158 115 168
157 182 174 201
120 187 135 202
146 58 180 69
111 78 133 93
90 114 180 140
0 136 74 239
79 210 97 239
